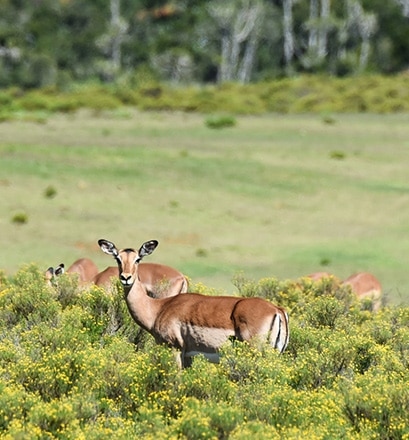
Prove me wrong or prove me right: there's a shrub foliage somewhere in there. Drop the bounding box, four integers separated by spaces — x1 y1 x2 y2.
0 267 409 439
1 75 409 122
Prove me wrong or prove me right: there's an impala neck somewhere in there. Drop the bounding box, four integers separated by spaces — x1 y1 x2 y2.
123 269 162 332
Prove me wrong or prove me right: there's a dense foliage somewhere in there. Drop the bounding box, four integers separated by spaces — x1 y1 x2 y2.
1 0 409 88
1 73 409 122
1 266 409 439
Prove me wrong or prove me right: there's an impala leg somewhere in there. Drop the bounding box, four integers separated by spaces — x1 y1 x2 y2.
173 348 184 369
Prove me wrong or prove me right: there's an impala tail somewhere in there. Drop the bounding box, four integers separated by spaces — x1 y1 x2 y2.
180 276 189 293
272 310 289 353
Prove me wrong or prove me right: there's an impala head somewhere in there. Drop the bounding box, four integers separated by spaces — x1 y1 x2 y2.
45 264 65 285
98 239 159 287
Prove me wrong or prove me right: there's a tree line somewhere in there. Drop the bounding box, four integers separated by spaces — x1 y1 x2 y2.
1 0 409 89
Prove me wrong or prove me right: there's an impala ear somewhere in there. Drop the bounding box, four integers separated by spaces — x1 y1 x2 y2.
46 267 55 276
98 239 119 257
139 240 159 258
55 264 65 276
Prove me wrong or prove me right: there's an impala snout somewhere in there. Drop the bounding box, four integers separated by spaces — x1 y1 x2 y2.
120 273 134 286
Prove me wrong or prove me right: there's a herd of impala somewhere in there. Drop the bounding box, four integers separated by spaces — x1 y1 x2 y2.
45 239 382 367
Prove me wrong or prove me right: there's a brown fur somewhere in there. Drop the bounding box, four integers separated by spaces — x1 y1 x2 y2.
98 239 289 367
306 272 336 281
66 258 99 283
92 263 188 298
342 272 382 312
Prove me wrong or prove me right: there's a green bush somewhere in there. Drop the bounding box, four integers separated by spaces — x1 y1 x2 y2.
4 73 409 116
0 73 409 118
205 114 237 129
11 212 28 225
44 185 57 198
1 265 409 438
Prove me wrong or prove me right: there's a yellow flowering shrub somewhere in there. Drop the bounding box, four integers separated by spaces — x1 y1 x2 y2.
1 265 409 438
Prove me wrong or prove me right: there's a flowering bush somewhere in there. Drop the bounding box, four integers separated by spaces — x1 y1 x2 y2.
0 265 408 439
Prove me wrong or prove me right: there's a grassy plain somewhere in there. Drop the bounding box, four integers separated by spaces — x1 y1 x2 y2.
1 110 409 303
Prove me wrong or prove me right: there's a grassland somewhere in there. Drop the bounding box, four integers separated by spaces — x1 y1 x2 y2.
1 110 409 303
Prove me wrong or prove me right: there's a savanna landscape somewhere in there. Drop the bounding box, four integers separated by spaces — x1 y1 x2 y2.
2 1 409 437
1 108 409 300
1 104 409 439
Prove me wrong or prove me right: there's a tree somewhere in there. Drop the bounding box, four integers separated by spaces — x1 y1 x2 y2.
394 0 409 16
208 0 265 83
302 0 337 69
282 0 297 73
96 0 129 80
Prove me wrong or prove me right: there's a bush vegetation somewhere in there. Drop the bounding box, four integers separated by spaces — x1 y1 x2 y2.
1 266 408 439
1 74 409 122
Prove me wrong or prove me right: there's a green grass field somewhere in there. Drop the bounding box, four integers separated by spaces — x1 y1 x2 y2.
1 110 409 303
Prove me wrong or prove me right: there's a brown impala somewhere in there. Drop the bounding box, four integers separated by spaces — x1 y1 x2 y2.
45 258 99 285
47 257 188 298
98 238 290 367
304 271 382 312
66 257 100 282
92 264 188 298
342 272 382 312
45 264 64 286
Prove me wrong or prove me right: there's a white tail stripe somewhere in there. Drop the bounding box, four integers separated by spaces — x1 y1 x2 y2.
269 313 282 351
277 311 290 353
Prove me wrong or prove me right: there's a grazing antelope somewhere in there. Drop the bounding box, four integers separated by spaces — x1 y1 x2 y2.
47 258 188 298
45 258 99 287
65 258 100 283
92 264 188 298
98 238 289 367
45 264 64 286
306 272 335 281
342 272 382 312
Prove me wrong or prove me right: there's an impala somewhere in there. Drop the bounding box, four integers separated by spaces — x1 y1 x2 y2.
45 264 64 286
93 263 188 298
306 272 335 281
66 257 100 283
98 238 289 367
342 272 382 312
45 258 98 286
47 258 188 298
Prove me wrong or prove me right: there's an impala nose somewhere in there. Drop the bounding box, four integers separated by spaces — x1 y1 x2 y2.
120 273 133 286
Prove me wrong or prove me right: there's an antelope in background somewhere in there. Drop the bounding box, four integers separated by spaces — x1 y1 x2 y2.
342 272 382 312
46 257 188 298
45 264 64 286
98 238 289 368
45 257 98 286
66 257 99 282
92 263 188 298
306 272 339 281
305 271 382 311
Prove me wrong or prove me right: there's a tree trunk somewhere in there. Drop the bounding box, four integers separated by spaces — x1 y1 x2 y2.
283 0 295 71
209 0 264 83
220 29 232 82
110 0 121 72
308 0 319 51
238 25 258 82
317 0 330 59
358 13 377 71
395 0 409 17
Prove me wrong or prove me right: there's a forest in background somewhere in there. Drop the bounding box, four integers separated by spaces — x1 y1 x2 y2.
1 0 409 90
